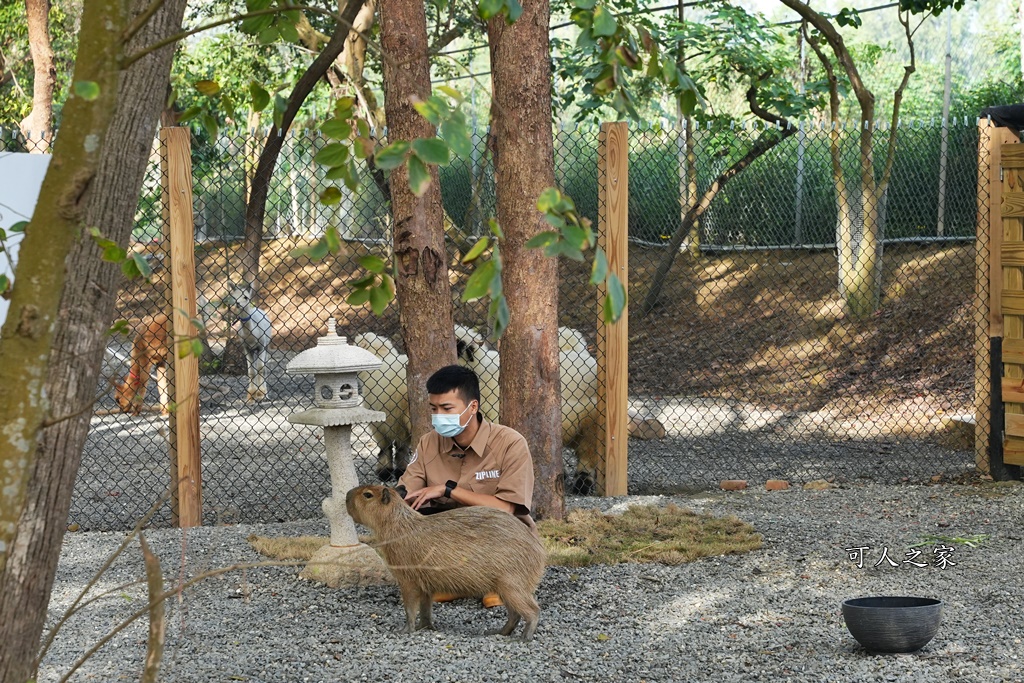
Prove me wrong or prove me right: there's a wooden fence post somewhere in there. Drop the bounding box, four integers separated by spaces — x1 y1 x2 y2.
597 122 629 496
161 127 203 527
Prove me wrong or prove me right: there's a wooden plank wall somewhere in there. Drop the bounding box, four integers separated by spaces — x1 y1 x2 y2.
999 141 1024 466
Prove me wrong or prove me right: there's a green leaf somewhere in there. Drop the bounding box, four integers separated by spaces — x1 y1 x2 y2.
679 89 698 116
489 295 510 338
246 0 273 10
178 105 202 123
591 5 617 37
346 287 371 306
343 159 361 192
381 273 395 300
462 260 496 302
0 274 9 295
536 187 563 212
561 223 590 250
314 142 350 167
368 283 392 315
132 252 154 279
440 120 472 158
413 99 443 126
487 219 504 240
194 80 221 96
291 239 330 261
545 240 585 262
590 247 608 285
249 82 270 112
320 187 343 205
9 221 27 233
73 81 100 101
278 18 300 43
407 155 431 196
201 113 219 141
324 226 342 253
524 231 559 249
437 85 464 102
374 140 411 170
478 0 503 20
462 237 490 263
573 0 596 8
109 319 131 337
257 25 280 44
358 254 387 272
325 165 350 181
350 272 376 289
412 137 450 166
504 0 523 22
606 273 626 321
321 118 353 140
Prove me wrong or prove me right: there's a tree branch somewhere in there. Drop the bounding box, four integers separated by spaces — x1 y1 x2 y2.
240 0 368 282
121 5 375 68
778 0 874 117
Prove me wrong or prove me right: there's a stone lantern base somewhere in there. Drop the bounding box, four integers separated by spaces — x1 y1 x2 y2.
300 542 395 588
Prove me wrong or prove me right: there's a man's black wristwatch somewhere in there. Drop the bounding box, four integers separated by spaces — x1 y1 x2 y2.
444 479 458 498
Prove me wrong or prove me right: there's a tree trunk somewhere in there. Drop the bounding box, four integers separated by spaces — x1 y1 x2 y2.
0 0 187 679
641 84 795 315
488 2 563 520
379 0 456 440
21 0 56 152
240 0 366 284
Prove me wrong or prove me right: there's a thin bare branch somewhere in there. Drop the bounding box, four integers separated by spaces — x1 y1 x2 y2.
139 534 165 683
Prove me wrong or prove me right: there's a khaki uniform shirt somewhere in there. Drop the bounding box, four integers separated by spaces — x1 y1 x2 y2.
398 418 535 519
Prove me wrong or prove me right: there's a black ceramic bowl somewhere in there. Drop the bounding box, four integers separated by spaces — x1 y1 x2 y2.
841 596 943 653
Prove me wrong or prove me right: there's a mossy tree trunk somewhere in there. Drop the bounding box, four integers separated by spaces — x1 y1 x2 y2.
488 0 564 520
0 0 187 679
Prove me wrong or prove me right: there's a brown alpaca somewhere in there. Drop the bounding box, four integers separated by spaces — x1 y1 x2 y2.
116 314 171 415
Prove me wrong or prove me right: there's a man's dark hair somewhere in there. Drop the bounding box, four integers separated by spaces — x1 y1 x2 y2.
427 365 481 406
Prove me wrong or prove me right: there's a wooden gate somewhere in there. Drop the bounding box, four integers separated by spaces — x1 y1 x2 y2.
978 120 1024 477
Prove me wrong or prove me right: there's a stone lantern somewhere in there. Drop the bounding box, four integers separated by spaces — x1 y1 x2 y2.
286 319 392 586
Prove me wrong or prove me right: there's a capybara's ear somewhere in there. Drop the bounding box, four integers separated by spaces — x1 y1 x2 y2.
381 487 392 505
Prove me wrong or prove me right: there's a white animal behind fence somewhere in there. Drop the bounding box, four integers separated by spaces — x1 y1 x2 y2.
226 281 273 402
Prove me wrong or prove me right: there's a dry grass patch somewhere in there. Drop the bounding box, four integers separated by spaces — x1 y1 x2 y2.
538 504 762 567
248 506 762 568
247 535 329 561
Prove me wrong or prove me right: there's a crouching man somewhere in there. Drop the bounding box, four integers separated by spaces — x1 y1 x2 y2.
398 364 537 609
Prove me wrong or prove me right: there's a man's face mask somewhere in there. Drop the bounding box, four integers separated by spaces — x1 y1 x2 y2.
432 402 474 438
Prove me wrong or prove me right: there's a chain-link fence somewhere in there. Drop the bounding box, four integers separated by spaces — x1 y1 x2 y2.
0 117 995 530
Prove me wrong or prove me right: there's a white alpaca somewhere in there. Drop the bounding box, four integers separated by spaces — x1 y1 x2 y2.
456 325 601 494
353 332 412 481
226 281 273 403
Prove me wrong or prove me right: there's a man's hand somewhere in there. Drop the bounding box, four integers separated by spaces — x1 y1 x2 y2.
403 484 447 511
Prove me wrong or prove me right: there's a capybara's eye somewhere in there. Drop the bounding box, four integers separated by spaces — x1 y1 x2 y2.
362 491 373 499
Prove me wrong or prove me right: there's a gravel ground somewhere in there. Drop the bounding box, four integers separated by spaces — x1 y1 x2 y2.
40 481 1024 682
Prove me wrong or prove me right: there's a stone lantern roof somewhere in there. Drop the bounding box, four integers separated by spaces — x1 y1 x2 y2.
286 319 381 376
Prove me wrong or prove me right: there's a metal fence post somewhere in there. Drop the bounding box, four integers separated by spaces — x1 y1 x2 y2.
597 122 629 496
161 126 203 527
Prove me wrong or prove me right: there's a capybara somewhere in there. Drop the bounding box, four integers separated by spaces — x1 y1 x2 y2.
346 485 546 641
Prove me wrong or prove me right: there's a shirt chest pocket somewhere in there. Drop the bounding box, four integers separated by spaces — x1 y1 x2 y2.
468 469 501 495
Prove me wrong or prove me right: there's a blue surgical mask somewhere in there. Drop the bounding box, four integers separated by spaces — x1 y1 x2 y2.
432 403 474 438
